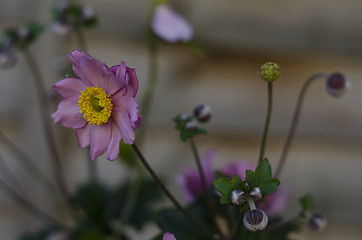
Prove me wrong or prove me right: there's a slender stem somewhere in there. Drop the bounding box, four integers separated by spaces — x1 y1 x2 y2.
275 73 329 178
132 143 215 239
247 198 256 210
0 131 57 192
189 138 224 239
258 82 273 164
21 48 69 206
0 175 65 227
74 27 87 51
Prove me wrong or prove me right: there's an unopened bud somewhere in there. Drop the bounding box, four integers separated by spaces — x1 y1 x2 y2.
243 209 268 231
0 48 17 69
308 213 327 231
180 113 192 122
326 72 350 97
230 190 246 205
193 104 212 123
185 121 197 131
82 5 95 20
51 19 71 36
250 187 262 201
17 26 29 41
259 62 280 82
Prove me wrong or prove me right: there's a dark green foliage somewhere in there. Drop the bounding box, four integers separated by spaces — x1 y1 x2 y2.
173 115 206 142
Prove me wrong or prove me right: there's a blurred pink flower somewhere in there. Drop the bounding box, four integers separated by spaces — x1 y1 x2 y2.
151 4 193 43
52 49 141 161
177 150 288 215
176 150 216 203
163 232 176 240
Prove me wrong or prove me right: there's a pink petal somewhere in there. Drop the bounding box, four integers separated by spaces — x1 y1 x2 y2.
52 96 87 129
52 77 87 98
151 4 193 43
68 50 91 84
220 160 256 180
106 120 122 161
112 96 140 128
79 56 122 95
112 107 135 144
76 124 90 148
89 123 112 160
163 233 176 240
200 149 217 185
125 67 139 97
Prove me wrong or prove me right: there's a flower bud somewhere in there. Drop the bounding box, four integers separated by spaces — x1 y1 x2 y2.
0 48 17 69
230 190 246 205
308 213 327 231
243 209 268 231
82 5 95 20
51 19 71 36
326 72 350 97
17 26 29 41
250 187 262 201
259 62 280 82
180 113 192 122
185 121 197 131
193 104 212 123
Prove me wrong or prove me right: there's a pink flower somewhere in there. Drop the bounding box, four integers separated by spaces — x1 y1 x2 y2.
176 150 216 203
163 233 176 240
52 50 141 161
151 4 193 43
176 150 288 215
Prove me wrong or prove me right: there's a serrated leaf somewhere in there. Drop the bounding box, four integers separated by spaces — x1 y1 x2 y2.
245 158 280 196
299 194 315 214
173 115 206 142
213 175 244 205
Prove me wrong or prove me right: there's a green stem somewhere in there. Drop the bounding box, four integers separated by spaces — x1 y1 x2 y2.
132 143 215 240
275 73 329 178
22 48 70 210
74 27 87 51
258 82 273 164
190 138 224 239
0 131 57 193
0 175 65 227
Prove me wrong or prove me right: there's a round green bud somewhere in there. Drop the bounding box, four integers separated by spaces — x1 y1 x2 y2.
258 62 280 82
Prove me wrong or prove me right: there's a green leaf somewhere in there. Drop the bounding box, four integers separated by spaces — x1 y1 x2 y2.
173 115 206 142
299 194 315 214
245 158 280 196
213 175 245 205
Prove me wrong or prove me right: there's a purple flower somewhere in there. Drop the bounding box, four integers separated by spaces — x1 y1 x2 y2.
177 150 288 215
176 150 216 203
52 50 141 161
151 4 193 43
163 233 176 240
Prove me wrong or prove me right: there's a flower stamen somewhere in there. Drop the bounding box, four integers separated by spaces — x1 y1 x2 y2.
78 86 113 125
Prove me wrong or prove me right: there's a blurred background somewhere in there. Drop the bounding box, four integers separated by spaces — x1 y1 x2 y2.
0 0 361 239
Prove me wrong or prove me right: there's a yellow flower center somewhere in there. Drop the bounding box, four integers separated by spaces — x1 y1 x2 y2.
78 87 113 125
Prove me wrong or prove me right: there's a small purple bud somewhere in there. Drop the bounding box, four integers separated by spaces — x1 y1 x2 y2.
250 187 262 201
185 121 197 131
193 104 212 123
326 72 350 97
308 213 327 231
0 48 17 69
51 19 72 36
243 209 268 231
230 190 246 205
180 113 192 122
215 190 223 198
17 26 29 41
81 5 95 20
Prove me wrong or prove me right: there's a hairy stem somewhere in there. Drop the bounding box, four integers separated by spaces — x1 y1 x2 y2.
258 82 273 164
275 73 329 178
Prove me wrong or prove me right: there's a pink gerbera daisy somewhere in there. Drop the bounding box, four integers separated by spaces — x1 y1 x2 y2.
52 49 141 161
